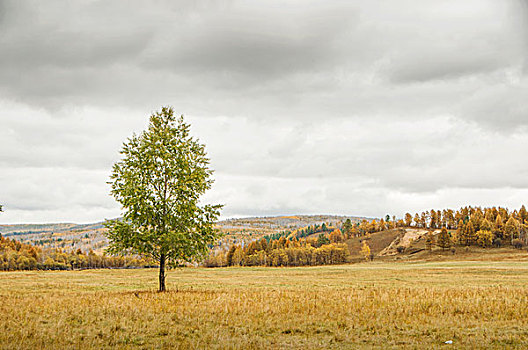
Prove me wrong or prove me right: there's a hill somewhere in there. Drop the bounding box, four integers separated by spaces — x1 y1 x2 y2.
345 228 404 261
346 227 528 263
0 214 370 253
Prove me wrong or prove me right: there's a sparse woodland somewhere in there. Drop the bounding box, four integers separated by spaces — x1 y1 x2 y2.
0 234 149 271
344 205 528 249
205 205 528 267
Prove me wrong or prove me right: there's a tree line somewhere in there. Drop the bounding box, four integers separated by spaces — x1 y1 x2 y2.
263 222 331 242
206 205 528 268
0 234 149 271
204 233 349 267
402 206 528 249
337 206 528 248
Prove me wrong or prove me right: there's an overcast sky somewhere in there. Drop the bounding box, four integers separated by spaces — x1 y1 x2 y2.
1 0 528 224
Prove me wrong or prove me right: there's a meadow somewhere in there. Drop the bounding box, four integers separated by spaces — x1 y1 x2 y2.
2 260 528 349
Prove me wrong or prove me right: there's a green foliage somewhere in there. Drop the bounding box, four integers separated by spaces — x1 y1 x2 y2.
105 106 222 291
341 219 353 238
264 230 291 241
316 233 330 247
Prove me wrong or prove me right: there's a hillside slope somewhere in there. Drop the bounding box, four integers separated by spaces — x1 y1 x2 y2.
345 229 404 260
0 214 370 253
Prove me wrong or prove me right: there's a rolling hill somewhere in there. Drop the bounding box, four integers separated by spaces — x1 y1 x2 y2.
0 214 371 253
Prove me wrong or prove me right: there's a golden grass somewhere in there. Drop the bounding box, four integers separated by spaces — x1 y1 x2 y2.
2 261 528 349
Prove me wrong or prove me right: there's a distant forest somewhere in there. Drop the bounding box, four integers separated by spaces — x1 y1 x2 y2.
2 205 527 271
205 205 528 267
0 234 149 271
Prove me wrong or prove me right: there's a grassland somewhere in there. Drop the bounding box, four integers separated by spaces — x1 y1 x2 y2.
2 259 528 349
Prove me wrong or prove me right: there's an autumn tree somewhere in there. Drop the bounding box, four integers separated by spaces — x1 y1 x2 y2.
367 220 378 233
480 218 493 232
420 212 427 228
494 214 503 238
504 216 520 245
425 232 435 251
105 107 222 292
519 205 528 224
226 245 236 266
430 210 438 229
477 230 493 248
445 209 455 229
464 221 476 246
329 229 343 243
414 213 420 227
378 219 386 231
360 241 371 261
404 213 413 227
436 228 451 251
456 220 465 245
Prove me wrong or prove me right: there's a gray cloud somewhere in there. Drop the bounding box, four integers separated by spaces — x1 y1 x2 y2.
1 0 528 223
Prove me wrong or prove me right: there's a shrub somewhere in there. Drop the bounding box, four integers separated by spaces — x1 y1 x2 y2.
493 238 502 248
512 239 524 249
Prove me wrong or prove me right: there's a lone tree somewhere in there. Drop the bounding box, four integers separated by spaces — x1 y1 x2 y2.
105 106 222 292
360 241 372 261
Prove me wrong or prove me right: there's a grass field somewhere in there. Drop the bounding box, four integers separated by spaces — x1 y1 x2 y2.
2 259 528 349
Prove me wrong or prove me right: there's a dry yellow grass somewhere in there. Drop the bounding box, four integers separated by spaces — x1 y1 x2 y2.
1 261 528 349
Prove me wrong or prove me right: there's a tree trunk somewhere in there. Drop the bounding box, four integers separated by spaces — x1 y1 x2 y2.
159 253 166 292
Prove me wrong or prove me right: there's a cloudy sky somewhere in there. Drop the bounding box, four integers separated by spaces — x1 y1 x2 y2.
1 0 528 224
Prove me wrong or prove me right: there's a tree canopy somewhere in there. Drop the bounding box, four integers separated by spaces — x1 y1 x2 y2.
105 106 222 291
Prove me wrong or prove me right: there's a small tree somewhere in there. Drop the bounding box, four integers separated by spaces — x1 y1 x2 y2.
504 216 520 245
425 232 435 251
329 229 343 243
404 213 413 227
436 228 451 251
341 219 353 238
316 234 330 247
465 221 477 246
105 107 222 292
360 241 371 261
512 239 524 249
226 245 236 266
